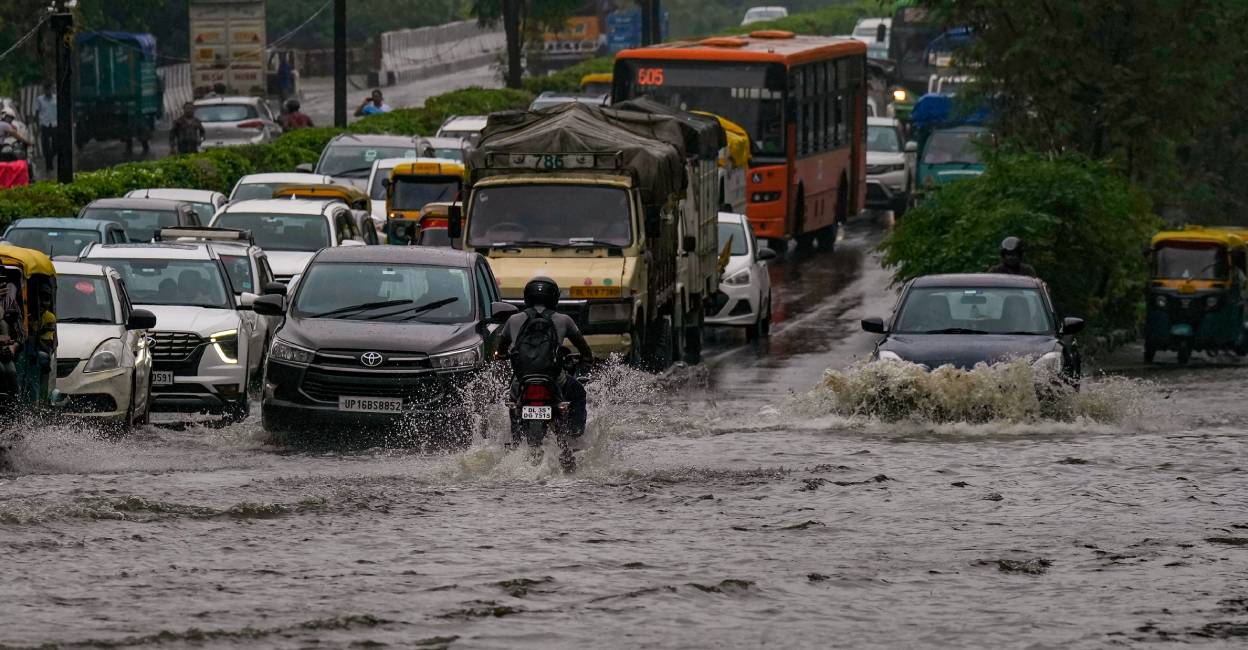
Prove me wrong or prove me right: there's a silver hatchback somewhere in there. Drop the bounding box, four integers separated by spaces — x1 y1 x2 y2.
195 97 282 149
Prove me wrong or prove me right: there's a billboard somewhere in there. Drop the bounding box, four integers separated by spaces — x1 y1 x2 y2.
189 0 267 93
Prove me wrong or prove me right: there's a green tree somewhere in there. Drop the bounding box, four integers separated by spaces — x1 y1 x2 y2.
470 0 583 88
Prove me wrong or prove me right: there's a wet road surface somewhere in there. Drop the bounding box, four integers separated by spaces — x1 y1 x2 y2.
3 214 1248 648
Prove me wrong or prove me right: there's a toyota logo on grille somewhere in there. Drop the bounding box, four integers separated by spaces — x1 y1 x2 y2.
360 352 385 367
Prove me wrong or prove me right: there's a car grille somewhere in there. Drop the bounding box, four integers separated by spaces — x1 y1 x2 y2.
313 349 433 370
56 358 81 379
151 332 205 363
300 368 447 405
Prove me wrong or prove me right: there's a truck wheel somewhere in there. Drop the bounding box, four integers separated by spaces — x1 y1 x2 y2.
1143 339 1156 364
1177 341 1191 365
644 316 674 372
627 320 645 368
684 324 703 365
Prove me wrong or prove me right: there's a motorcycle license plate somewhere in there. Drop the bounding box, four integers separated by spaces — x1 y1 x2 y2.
338 397 404 413
152 371 174 386
521 406 552 420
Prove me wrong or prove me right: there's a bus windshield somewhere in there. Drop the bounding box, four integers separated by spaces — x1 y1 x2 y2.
617 61 787 158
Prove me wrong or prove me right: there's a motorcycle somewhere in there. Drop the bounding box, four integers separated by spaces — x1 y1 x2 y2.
507 348 586 472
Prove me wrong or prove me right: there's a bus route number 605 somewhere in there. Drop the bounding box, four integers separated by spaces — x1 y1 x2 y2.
637 68 665 86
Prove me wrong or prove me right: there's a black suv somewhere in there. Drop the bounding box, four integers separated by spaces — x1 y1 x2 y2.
255 246 516 440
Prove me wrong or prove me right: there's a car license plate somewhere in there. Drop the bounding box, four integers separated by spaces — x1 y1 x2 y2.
338 397 404 413
152 371 174 386
521 406 552 420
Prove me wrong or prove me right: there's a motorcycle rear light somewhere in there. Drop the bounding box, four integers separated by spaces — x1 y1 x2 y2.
237 120 264 129
523 385 554 401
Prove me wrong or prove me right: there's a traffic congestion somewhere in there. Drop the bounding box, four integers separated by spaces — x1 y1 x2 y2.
2 2 1247 648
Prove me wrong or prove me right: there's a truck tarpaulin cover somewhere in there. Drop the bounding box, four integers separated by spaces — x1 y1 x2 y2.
911 93 990 131
76 32 158 61
474 102 687 207
611 98 726 161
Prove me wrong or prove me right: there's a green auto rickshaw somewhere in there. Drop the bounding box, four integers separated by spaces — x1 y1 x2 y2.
1144 226 1248 364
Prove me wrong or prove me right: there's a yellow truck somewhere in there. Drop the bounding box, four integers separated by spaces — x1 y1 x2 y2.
462 102 724 370
383 159 466 244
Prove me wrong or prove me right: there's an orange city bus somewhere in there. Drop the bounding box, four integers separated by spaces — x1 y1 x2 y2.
613 31 867 246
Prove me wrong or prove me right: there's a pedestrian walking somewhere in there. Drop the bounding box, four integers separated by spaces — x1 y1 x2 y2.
169 102 205 155
33 83 57 173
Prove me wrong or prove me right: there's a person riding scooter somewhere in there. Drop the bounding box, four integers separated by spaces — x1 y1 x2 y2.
495 276 593 435
988 236 1037 277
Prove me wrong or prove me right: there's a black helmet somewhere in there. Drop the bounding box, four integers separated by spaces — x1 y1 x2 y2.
1000 236 1024 256
285 98 301 112
523 276 560 309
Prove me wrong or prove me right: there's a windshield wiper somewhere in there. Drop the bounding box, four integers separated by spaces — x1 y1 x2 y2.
393 297 460 321
557 238 624 249
59 317 116 324
333 167 374 177
490 240 567 249
924 327 990 334
310 299 412 319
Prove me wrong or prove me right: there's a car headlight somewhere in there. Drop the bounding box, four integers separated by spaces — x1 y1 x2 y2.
1154 295 1167 308
884 163 906 172
724 268 751 286
892 88 909 102
83 338 125 373
588 302 631 323
270 338 315 365
877 350 903 362
210 329 239 364
430 345 482 371
1033 351 1063 375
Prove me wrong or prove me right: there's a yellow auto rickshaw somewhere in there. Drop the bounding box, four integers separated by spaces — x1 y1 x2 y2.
409 201 463 248
692 111 751 213
384 159 466 244
0 244 57 413
580 72 613 96
272 183 370 211
1144 226 1248 364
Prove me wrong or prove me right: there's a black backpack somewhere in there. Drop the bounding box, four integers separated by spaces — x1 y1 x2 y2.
511 308 560 376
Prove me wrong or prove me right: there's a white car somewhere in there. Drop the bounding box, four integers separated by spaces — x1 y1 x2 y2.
195 96 283 148
741 6 788 25
435 115 488 146
53 261 157 427
79 242 262 422
125 188 228 224
866 116 909 214
365 157 420 225
210 199 370 283
707 212 775 340
229 172 334 203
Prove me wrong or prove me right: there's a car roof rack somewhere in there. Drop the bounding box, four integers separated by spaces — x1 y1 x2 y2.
155 227 254 244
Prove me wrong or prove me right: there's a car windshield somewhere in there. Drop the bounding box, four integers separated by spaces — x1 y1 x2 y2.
187 202 216 222
214 213 330 252
81 208 180 242
5 228 101 257
894 286 1054 335
232 182 289 202
368 166 396 200
218 253 255 294
196 104 259 122
868 125 902 153
96 259 230 309
430 147 464 162
717 222 748 256
922 128 985 165
318 145 418 177
392 177 460 211
468 185 632 248
293 263 474 323
58 275 116 324
1153 242 1227 280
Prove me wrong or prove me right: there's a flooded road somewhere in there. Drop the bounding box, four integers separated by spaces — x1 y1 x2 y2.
4 215 1248 648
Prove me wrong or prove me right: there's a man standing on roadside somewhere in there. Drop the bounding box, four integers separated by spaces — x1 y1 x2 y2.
169 102 205 155
34 83 56 174
355 89 392 117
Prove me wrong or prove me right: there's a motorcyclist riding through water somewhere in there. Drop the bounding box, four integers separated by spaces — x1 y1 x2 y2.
496 276 593 439
988 236 1037 277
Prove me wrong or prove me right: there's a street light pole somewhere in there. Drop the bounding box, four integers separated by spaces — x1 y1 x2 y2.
641 0 653 47
333 0 347 128
51 4 75 184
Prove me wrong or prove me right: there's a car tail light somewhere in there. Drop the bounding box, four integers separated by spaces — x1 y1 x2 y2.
237 120 264 129
522 384 554 402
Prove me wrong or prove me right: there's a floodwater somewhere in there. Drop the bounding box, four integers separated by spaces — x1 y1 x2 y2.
3 215 1247 649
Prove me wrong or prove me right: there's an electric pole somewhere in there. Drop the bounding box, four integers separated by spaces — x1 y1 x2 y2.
334 0 347 127
641 0 653 46
650 0 662 45
51 2 75 184
502 0 522 89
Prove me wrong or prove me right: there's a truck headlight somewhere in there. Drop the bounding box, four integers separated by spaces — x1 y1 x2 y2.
723 269 751 286
430 345 481 371
83 338 125 373
210 330 239 364
892 88 909 102
1033 351 1063 375
588 302 631 322
270 338 314 365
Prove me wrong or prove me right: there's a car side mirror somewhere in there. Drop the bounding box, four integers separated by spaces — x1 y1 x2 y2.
1062 317 1085 335
904 141 918 154
876 23 887 43
295 163 314 173
237 292 259 311
447 205 463 240
263 281 288 297
682 235 697 254
757 247 777 262
861 317 887 334
253 294 286 317
491 301 518 323
126 309 157 331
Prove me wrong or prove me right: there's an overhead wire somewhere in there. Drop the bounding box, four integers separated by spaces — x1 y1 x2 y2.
0 17 49 64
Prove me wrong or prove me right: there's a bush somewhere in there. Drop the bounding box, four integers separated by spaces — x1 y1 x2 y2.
880 153 1161 335
523 58 613 96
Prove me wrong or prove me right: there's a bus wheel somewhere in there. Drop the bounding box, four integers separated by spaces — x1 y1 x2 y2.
793 191 814 252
